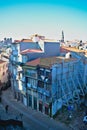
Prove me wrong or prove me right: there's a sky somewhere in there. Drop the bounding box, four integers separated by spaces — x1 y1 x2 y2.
0 0 87 41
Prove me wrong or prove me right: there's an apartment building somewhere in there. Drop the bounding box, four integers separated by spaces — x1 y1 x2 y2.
16 56 87 116
9 35 87 116
9 35 60 103
18 55 87 116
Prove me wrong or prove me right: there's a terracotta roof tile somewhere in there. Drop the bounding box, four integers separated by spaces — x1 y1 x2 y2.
26 58 40 66
61 46 85 53
26 57 77 67
21 39 33 42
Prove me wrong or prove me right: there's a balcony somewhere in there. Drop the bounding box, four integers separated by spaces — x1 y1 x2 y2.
38 87 43 94
37 87 51 97
45 90 51 97
38 75 52 84
25 71 37 79
32 85 37 91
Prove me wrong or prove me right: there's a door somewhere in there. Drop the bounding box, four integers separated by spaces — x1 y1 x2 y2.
29 95 32 107
34 97 37 110
39 103 43 112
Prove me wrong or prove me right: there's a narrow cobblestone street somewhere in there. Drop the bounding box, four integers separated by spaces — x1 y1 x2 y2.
0 88 87 130
0 88 70 130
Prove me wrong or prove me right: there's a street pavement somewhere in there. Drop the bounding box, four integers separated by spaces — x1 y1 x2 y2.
1 88 71 130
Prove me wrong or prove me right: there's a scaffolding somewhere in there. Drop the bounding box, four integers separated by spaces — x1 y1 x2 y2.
54 59 86 107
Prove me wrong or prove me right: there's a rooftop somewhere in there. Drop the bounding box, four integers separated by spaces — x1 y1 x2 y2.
26 56 77 68
21 39 33 42
61 46 85 53
43 39 59 42
21 38 58 43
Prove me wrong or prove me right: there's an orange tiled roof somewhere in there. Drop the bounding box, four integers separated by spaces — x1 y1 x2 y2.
21 39 33 42
26 58 40 66
26 57 77 67
61 46 85 53
60 47 69 53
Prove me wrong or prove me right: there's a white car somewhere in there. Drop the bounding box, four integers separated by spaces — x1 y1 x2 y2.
83 116 87 124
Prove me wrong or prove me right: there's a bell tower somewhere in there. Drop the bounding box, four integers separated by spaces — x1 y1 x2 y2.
61 30 64 42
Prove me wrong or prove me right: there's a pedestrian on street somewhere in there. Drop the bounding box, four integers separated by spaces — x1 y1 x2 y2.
20 113 23 120
5 105 9 113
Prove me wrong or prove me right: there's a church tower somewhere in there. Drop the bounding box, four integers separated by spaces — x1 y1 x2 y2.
61 30 64 42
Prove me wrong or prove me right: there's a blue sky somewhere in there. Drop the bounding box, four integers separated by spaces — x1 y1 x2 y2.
0 0 87 41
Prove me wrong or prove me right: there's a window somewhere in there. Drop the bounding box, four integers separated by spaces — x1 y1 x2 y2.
34 97 37 110
39 68 44 76
46 71 50 77
38 80 44 88
29 95 32 107
39 102 43 112
38 93 43 99
46 83 51 90
46 96 50 102
38 93 41 99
